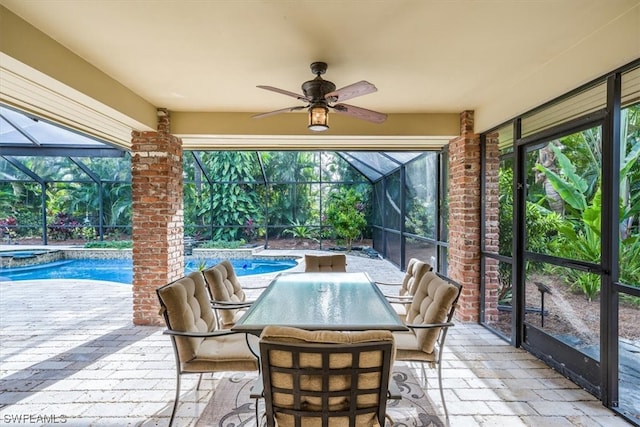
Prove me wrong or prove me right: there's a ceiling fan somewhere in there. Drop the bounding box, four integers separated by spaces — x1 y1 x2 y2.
253 62 387 131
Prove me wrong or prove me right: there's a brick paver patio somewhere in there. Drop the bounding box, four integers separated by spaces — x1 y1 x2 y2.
0 250 631 426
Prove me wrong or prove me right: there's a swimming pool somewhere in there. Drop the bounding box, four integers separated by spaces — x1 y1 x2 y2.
0 258 297 284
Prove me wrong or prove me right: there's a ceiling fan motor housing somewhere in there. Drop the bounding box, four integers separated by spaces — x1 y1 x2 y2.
302 77 336 103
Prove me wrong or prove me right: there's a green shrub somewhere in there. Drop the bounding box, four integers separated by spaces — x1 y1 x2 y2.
84 240 133 249
199 240 246 249
325 188 367 251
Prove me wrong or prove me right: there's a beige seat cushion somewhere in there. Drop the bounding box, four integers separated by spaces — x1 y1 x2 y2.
304 254 347 272
401 272 459 355
261 325 393 346
389 258 432 319
157 271 258 372
157 271 217 363
184 332 258 372
399 258 432 297
203 260 248 327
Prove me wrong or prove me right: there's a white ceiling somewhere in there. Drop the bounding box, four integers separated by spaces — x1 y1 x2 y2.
1 0 639 146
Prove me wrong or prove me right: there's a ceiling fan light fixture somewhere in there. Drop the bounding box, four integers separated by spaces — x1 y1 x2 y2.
308 104 329 131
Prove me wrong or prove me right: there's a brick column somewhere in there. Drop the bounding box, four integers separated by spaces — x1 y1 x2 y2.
483 132 501 323
448 111 481 322
131 109 184 326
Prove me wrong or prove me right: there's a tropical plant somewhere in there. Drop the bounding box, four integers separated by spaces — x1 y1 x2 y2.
47 212 82 240
324 188 367 251
260 152 319 230
283 220 318 242
0 216 17 242
192 152 263 241
243 218 261 242
534 127 640 300
497 167 564 302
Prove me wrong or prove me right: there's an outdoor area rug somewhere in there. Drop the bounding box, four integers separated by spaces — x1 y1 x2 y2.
196 364 444 426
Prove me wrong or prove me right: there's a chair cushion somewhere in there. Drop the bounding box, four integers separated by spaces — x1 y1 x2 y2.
261 325 393 344
392 331 438 364
157 272 216 362
304 254 347 272
183 333 259 372
401 259 431 297
404 272 459 354
203 260 247 326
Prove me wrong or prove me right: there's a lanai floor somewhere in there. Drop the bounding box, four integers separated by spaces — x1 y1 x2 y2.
0 249 632 426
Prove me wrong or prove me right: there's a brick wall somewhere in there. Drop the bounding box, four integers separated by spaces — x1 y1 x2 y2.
448 111 481 322
131 109 184 326
483 132 501 323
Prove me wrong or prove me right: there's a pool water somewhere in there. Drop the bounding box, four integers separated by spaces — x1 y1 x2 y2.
0 258 297 284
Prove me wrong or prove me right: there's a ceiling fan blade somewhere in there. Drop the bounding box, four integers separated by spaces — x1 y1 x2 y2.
252 105 307 119
257 85 310 102
324 81 377 103
331 103 387 124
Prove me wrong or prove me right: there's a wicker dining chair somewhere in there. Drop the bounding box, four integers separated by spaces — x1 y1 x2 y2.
392 271 462 422
156 271 259 426
252 325 398 427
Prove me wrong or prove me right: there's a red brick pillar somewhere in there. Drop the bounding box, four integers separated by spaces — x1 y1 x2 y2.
483 132 501 323
448 111 481 322
131 108 184 326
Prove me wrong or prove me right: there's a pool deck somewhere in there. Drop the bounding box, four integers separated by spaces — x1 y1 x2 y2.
0 248 632 426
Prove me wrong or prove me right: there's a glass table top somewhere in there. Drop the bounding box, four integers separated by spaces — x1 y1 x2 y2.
233 272 407 334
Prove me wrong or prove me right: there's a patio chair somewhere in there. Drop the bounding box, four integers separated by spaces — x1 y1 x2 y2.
156 271 259 427
376 258 432 320
203 260 266 328
251 325 398 427
392 271 462 422
303 253 347 272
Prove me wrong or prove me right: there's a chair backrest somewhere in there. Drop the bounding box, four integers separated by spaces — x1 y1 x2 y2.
304 253 347 272
156 271 217 362
258 325 395 427
203 260 247 327
399 258 432 297
405 271 462 355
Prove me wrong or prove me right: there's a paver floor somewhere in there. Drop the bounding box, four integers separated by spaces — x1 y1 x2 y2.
0 250 632 426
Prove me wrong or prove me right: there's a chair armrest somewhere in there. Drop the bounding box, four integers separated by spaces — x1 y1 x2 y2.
211 301 252 310
162 328 242 338
375 281 402 287
384 295 412 303
384 293 412 299
242 284 269 290
404 321 455 330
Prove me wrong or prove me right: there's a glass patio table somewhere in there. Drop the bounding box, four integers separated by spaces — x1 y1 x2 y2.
232 271 408 335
